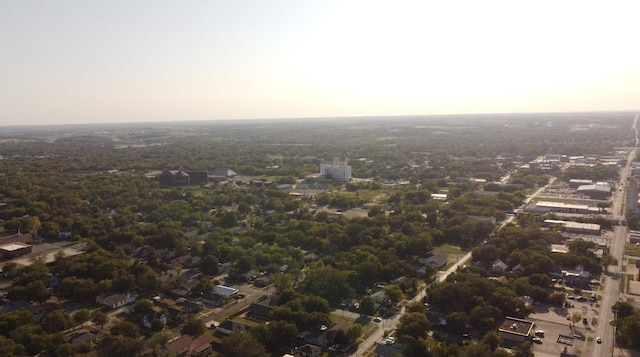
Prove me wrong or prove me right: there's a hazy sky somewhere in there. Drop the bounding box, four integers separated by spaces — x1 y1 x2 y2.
1 1 639 126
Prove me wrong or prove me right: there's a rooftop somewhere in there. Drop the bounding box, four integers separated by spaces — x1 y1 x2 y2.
577 184 611 193
536 201 590 210
213 285 238 296
0 242 30 251
498 317 535 337
544 219 601 231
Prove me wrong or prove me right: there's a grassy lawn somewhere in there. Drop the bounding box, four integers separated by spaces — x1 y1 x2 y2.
436 244 468 255
330 312 356 325
625 243 640 257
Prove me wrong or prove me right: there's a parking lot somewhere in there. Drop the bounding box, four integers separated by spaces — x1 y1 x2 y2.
528 300 599 357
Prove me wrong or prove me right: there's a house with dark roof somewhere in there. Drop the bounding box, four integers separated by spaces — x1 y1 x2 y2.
217 319 246 335
418 250 448 268
561 265 591 287
64 329 97 347
0 232 33 245
248 301 274 321
181 300 204 314
295 344 322 357
164 334 212 357
158 169 191 186
491 259 509 275
392 276 411 288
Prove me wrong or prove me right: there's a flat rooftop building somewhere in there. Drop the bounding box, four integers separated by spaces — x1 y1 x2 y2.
524 201 592 215
0 242 32 260
498 317 535 342
543 219 601 235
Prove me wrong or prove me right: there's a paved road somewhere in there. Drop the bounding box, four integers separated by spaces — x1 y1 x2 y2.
589 148 635 357
345 173 559 356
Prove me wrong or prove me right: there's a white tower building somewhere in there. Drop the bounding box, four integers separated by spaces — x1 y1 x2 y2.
319 159 352 182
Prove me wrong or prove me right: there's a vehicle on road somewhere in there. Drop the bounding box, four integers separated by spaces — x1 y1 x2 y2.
532 337 543 344
373 317 382 323
534 330 544 336
596 336 602 344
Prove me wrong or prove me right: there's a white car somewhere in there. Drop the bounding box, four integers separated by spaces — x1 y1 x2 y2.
532 337 543 344
534 330 544 336
596 336 602 344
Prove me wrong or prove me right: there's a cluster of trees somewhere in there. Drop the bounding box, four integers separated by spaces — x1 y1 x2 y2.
612 301 640 349
0 115 633 355
562 165 619 182
472 225 603 278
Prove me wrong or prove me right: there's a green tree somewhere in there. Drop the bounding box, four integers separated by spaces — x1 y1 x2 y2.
92 310 108 328
359 296 376 316
133 298 154 312
24 280 50 305
346 323 363 343
99 336 144 357
200 255 220 276
111 320 140 339
41 310 73 333
219 333 269 357
266 320 298 353
385 285 405 305
481 331 503 350
73 308 92 326
602 254 618 267
181 317 205 337
397 312 431 339
613 301 635 319
147 330 173 354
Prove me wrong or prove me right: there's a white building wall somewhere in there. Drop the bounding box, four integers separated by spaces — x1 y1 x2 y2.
320 160 352 182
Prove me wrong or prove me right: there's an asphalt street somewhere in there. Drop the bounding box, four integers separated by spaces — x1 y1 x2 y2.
588 148 635 357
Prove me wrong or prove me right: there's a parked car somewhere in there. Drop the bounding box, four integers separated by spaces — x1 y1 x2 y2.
532 337 543 344
596 336 602 344
534 330 544 336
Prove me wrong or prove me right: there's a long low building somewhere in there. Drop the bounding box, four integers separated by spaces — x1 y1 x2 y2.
0 242 32 260
543 220 601 235
524 201 595 215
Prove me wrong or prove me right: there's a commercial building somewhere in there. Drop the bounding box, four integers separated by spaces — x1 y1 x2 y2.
576 184 611 200
543 220 601 236
568 179 593 189
319 159 352 182
0 242 32 260
524 201 593 215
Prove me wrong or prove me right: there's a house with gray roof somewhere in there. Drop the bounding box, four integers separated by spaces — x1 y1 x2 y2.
418 250 448 268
